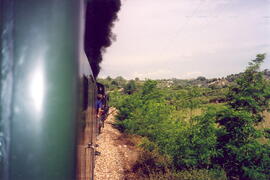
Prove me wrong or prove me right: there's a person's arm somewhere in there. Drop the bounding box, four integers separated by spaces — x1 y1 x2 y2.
96 101 104 118
97 108 102 118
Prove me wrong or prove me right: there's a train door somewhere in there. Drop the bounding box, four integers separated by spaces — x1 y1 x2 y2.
76 0 97 178
76 74 96 180
88 76 97 179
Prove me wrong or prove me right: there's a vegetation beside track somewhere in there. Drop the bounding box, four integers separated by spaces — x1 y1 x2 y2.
101 54 270 180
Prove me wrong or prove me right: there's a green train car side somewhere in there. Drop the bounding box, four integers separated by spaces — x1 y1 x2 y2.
0 0 99 179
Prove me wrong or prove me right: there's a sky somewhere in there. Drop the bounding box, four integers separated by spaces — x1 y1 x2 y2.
99 0 270 79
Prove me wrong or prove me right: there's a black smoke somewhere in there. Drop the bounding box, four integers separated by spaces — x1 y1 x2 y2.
84 0 121 78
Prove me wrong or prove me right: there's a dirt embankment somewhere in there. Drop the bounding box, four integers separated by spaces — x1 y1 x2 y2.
94 108 140 180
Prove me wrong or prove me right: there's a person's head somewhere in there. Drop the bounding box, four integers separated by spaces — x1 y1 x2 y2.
97 94 103 100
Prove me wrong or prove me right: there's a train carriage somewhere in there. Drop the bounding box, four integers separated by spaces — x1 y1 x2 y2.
0 0 101 179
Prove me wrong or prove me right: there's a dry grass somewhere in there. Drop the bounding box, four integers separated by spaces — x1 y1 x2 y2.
257 112 270 129
262 112 270 128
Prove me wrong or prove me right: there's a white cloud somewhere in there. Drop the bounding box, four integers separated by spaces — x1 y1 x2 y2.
131 69 174 79
179 71 203 79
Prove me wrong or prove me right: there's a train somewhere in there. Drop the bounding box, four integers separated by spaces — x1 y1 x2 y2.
0 0 108 179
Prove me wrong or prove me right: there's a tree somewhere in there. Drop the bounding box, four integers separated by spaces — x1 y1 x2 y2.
196 76 206 81
115 76 125 82
106 76 112 81
215 54 270 180
111 80 119 86
115 76 126 88
124 80 137 94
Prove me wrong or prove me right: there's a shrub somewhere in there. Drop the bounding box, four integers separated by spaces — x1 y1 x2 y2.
214 54 270 180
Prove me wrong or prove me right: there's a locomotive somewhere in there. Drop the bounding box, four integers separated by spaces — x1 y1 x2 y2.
0 0 108 179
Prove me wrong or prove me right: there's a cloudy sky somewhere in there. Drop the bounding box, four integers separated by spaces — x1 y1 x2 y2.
99 0 270 79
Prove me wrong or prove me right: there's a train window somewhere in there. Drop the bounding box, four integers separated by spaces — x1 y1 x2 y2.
82 75 89 110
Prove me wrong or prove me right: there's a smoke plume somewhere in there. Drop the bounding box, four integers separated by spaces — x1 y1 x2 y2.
84 0 121 78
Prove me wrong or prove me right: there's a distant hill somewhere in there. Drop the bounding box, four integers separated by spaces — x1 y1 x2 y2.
157 69 270 89
98 69 270 90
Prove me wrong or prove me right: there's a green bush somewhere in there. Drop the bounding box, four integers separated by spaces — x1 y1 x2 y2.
147 169 227 180
114 80 218 171
214 54 270 180
111 54 270 180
